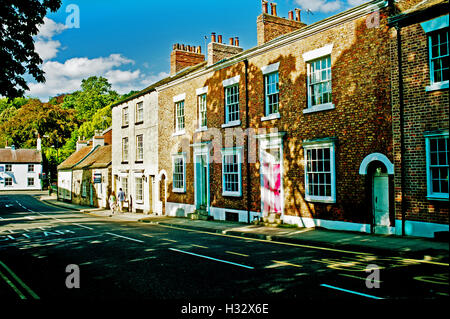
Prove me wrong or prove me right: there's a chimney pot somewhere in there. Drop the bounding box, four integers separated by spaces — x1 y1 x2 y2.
211 32 216 43
262 1 268 14
229 37 234 45
288 11 294 20
295 8 301 21
270 2 277 16
218 34 222 43
235 37 239 47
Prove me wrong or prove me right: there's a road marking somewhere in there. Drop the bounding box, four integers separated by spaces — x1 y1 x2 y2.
141 234 153 238
226 251 249 257
402 259 449 267
161 238 177 243
271 260 303 268
158 224 369 255
320 284 384 300
0 268 26 299
0 260 39 299
169 248 254 270
339 273 382 283
71 223 94 230
105 232 144 243
192 244 208 249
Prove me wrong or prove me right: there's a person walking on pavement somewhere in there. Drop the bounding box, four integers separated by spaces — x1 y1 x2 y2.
109 191 117 215
117 188 126 213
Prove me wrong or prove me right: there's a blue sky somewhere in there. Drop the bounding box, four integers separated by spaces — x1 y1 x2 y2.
28 0 366 101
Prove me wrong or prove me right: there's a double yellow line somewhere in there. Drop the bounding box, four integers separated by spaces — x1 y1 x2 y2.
0 260 39 300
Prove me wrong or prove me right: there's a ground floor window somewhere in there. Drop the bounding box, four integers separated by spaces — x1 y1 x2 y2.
303 139 336 203
172 153 186 193
5 177 13 186
221 148 242 197
135 177 143 202
425 132 449 200
27 177 34 186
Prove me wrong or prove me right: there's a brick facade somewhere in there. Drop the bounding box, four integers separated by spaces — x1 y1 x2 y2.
389 0 449 236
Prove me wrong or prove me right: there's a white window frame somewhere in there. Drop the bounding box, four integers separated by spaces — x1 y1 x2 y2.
221 147 243 197
27 177 34 186
303 44 335 114
122 137 129 162
425 131 449 201
135 102 144 123
135 177 143 203
303 139 336 203
5 164 12 172
5 177 13 186
122 106 129 126
28 164 34 172
136 134 144 161
172 153 186 193
262 63 280 120
421 15 449 91
222 76 241 128
197 91 208 131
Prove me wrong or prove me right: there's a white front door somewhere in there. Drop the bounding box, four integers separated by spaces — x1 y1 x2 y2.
261 147 282 217
373 172 389 233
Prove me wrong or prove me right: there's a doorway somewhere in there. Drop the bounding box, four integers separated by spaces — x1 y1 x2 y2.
373 169 390 234
195 153 209 212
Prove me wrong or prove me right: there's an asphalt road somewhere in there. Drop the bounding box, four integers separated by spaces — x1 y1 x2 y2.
0 194 448 312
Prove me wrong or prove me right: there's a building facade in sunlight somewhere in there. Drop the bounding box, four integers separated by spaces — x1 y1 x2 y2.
389 0 449 237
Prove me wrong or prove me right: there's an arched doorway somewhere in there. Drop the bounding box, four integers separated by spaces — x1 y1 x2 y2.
359 153 394 234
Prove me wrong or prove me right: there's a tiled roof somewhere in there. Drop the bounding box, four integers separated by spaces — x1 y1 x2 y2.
57 146 93 170
0 149 42 163
73 145 111 170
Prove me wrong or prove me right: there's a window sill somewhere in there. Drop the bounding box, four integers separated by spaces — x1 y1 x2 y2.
303 103 335 114
222 191 242 197
173 188 186 193
135 161 143 164
261 113 280 121
121 161 129 165
172 130 186 137
427 195 449 202
221 120 241 128
195 127 208 133
121 125 129 129
426 81 449 92
135 121 144 126
305 195 336 204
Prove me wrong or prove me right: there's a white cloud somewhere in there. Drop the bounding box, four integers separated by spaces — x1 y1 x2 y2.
37 17 68 39
294 0 343 13
347 0 367 6
34 18 68 62
34 40 62 61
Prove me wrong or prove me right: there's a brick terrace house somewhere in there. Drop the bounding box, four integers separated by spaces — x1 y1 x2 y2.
389 0 449 237
156 0 401 234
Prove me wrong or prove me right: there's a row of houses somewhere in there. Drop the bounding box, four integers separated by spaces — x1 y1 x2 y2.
58 0 448 238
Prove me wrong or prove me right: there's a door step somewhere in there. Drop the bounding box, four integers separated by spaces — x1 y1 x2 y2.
188 209 213 221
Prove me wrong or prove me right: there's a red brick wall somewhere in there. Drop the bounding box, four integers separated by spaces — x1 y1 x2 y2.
391 21 449 225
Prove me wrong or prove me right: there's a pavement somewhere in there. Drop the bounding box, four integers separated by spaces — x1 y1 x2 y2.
39 194 449 259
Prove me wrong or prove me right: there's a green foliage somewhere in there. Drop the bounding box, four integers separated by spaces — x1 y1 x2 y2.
0 0 62 98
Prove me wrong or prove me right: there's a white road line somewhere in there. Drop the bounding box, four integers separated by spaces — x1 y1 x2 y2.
320 284 384 300
106 232 144 243
169 248 254 270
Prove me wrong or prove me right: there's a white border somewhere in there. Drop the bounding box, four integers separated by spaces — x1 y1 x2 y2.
359 152 394 175
172 153 186 193
222 75 240 87
173 93 186 103
261 62 280 75
302 44 333 62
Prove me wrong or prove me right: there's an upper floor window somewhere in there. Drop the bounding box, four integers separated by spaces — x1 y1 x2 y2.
136 134 143 161
198 94 207 129
122 107 129 126
425 131 449 201
175 100 185 133
122 137 129 162
302 44 335 114
5 164 12 172
28 164 34 172
264 71 280 116
222 76 241 127
421 15 449 91
136 102 144 123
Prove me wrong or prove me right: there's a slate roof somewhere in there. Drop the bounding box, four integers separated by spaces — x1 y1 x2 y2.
72 145 111 170
0 149 42 164
57 146 93 170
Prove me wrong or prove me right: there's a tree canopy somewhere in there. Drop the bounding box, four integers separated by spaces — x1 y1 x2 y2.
0 0 62 98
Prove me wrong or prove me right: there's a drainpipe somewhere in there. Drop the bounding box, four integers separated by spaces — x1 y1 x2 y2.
396 24 406 236
244 59 251 224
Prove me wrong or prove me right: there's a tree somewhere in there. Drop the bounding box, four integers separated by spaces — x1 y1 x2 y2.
0 0 62 98
62 76 119 120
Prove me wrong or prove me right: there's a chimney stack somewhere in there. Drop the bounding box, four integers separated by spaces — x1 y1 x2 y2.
288 10 294 20
295 8 301 22
207 33 243 66
270 2 277 16
170 42 205 75
262 1 268 14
